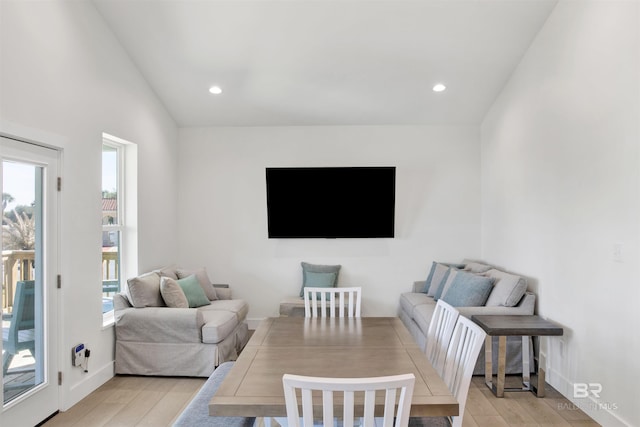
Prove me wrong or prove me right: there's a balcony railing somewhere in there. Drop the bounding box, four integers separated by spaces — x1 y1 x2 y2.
2 249 119 312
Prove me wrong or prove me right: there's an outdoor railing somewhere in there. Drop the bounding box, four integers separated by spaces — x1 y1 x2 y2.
2 248 119 311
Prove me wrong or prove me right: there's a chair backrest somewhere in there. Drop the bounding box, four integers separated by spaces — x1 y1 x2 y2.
4 280 36 354
425 299 460 376
441 316 487 427
282 373 415 427
303 287 362 318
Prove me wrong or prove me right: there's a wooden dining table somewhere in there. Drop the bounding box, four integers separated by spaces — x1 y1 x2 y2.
209 316 458 419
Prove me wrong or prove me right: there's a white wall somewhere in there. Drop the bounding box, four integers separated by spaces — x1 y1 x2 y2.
0 0 178 414
481 1 639 426
178 125 481 321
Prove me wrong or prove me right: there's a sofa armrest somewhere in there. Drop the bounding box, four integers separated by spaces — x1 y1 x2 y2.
113 292 132 311
413 281 426 293
213 284 232 300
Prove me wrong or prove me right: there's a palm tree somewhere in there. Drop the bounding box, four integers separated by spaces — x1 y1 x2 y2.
2 210 35 250
2 192 14 210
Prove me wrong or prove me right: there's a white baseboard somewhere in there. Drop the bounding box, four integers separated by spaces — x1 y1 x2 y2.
61 361 114 411
546 365 631 427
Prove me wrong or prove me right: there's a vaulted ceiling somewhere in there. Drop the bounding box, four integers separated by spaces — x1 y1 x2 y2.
93 0 557 127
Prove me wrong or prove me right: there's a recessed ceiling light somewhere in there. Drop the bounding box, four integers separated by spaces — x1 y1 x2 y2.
209 86 222 95
432 83 446 92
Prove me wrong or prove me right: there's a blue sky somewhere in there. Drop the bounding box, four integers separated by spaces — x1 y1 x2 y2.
3 161 35 210
102 149 117 194
3 150 117 214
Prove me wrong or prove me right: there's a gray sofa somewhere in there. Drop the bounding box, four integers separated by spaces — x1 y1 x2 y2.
398 261 536 375
114 266 249 377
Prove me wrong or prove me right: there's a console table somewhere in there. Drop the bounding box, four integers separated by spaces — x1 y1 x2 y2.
471 315 563 398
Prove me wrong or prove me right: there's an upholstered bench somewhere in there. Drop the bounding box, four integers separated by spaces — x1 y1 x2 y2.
279 296 306 317
173 361 255 427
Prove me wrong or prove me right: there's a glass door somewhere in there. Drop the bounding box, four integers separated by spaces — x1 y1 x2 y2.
1 136 59 425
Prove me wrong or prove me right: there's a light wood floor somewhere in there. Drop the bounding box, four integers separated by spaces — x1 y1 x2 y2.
42 374 600 427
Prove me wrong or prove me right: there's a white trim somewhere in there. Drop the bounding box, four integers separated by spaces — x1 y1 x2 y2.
0 136 61 424
101 134 137 327
546 365 631 427
62 361 114 411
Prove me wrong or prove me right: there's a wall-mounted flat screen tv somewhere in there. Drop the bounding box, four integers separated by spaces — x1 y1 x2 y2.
265 167 396 238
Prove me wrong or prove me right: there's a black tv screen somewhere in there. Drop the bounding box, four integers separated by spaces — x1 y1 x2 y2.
265 167 396 238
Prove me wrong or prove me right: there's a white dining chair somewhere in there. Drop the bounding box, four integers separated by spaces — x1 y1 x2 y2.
424 300 459 377
410 316 486 427
282 373 415 427
303 287 362 318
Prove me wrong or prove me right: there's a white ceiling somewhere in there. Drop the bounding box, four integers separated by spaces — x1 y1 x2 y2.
92 0 557 127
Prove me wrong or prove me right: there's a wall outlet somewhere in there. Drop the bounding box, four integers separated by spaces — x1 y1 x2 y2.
72 343 85 367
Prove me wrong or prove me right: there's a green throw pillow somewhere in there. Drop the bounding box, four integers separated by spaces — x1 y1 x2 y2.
177 275 211 308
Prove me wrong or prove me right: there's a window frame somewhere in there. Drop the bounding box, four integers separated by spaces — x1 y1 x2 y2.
101 134 137 326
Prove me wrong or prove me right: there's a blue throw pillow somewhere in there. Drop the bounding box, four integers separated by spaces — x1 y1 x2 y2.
303 271 337 300
422 262 438 293
304 271 337 288
441 271 494 307
300 262 340 296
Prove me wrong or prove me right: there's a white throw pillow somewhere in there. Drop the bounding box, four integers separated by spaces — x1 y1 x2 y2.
484 269 528 307
160 276 189 308
126 272 164 308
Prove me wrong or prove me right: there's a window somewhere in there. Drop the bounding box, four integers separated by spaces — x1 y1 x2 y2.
101 134 137 323
101 141 122 314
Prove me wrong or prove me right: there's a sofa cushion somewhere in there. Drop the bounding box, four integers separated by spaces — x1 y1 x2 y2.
463 262 493 273
126 271 165 308
442 271 494 307
160 276 189 308
177 267 218 301
413 302 438 337
484 269 528 307
200 310 239 344
398 292 434 319
200 299 250 323
157 265 179 280
300 262 340 296
178 275 211 308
